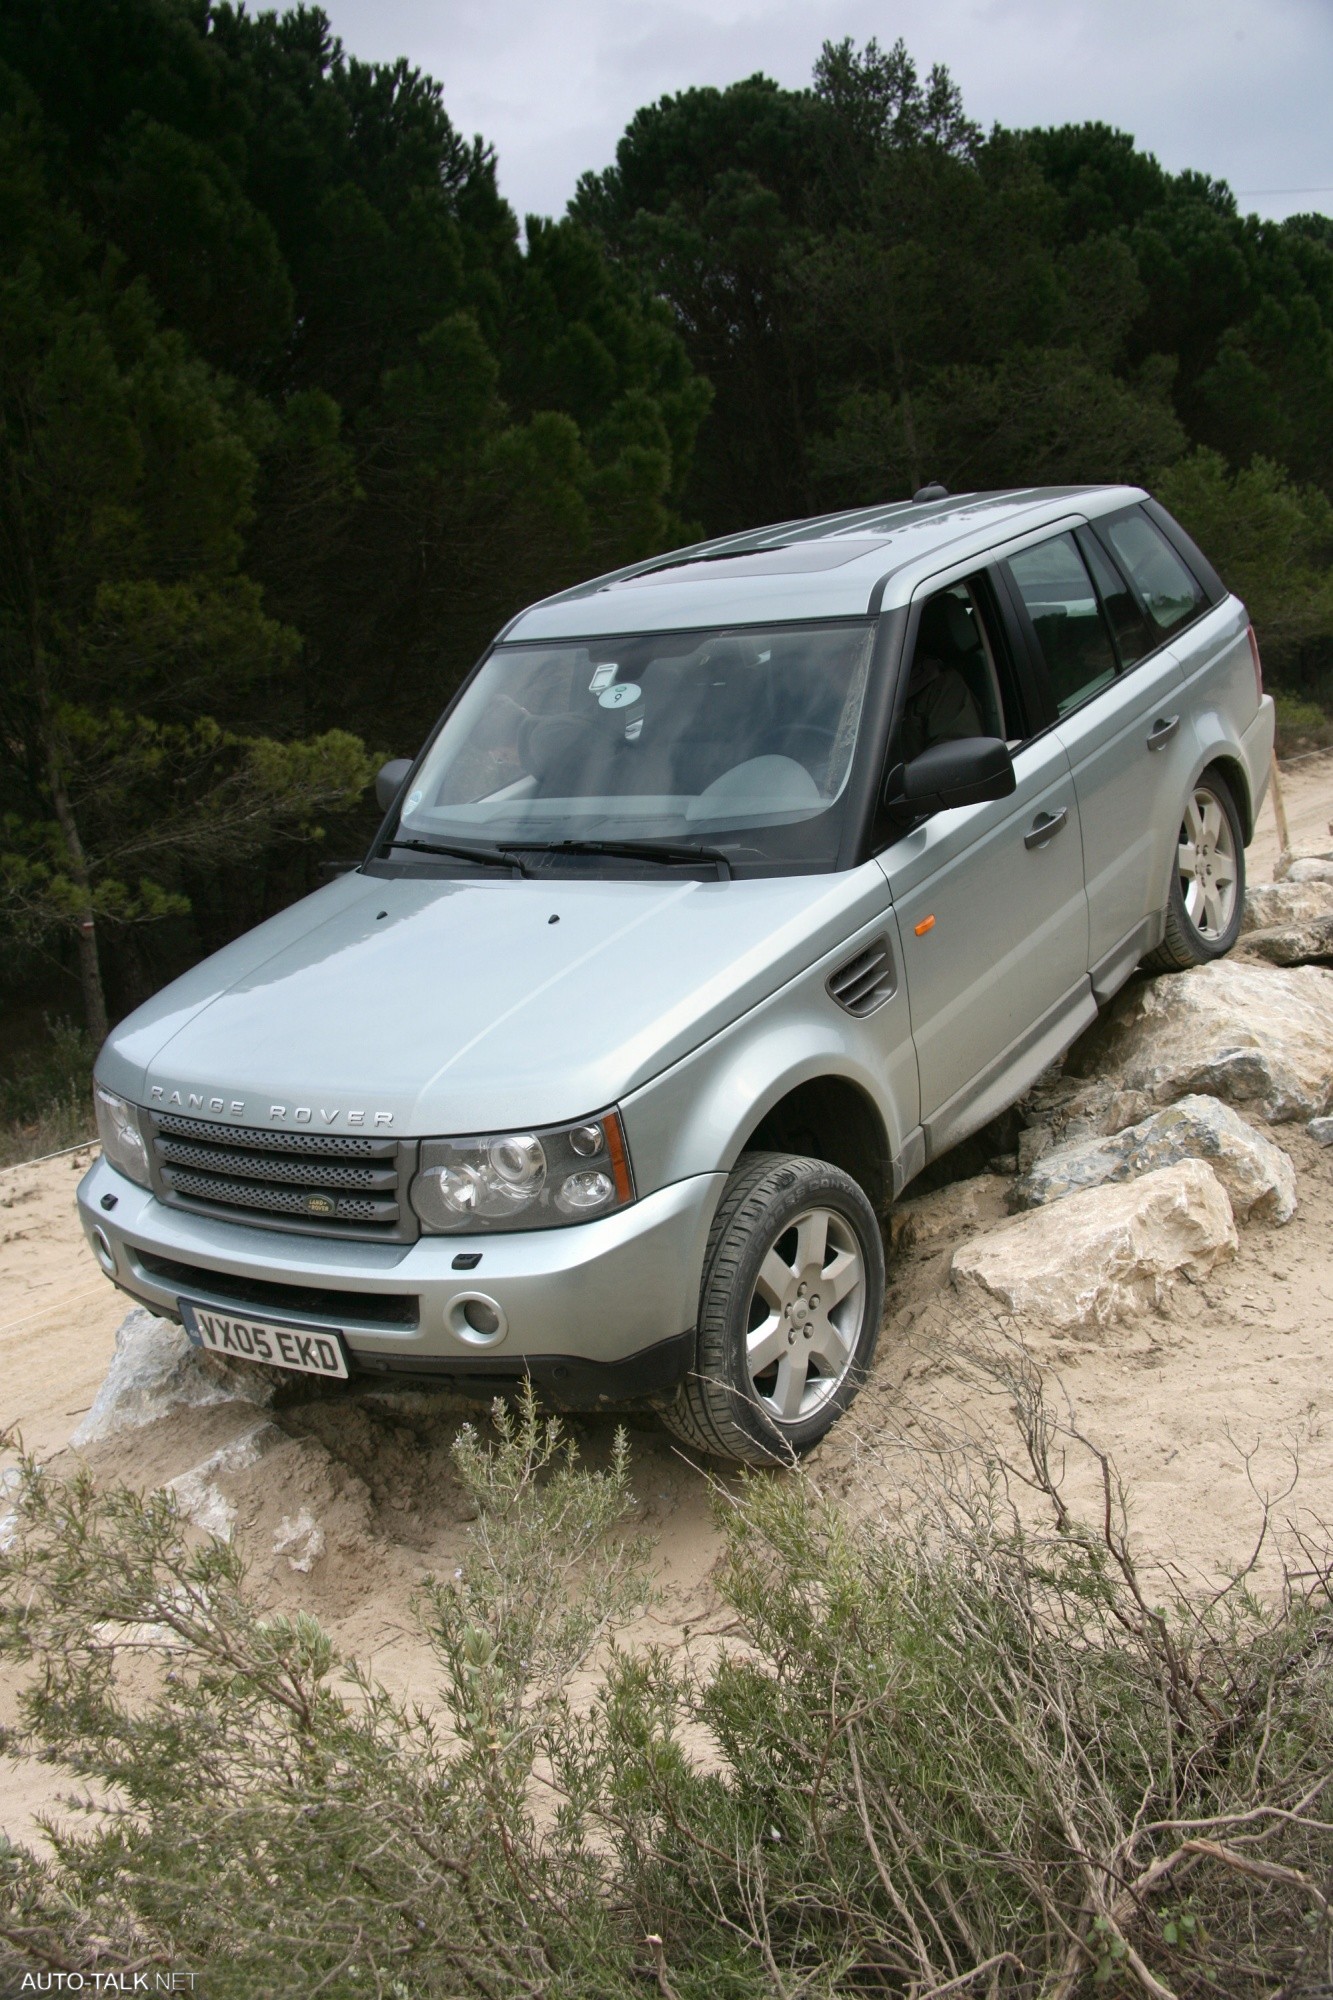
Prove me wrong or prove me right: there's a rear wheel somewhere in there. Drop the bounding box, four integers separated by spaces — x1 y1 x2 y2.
1143 772 1245 972
659 1153 884 1466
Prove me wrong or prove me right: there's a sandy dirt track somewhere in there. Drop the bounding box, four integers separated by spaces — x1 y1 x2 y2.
3 748 1332 1850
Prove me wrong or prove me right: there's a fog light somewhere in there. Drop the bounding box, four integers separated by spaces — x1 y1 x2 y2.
91 1225 116 1275
448 1292 508 1347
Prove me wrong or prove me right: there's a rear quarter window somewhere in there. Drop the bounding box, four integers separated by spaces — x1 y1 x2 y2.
1100 510 1207 641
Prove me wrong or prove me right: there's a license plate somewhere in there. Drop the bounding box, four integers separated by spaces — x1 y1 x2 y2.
181 1301 349 1379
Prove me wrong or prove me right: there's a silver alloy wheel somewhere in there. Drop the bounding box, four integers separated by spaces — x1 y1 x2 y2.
1177 785 1239 939
744 1206 866 1425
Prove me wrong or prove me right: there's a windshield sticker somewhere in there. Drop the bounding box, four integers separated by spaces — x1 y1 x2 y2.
405 788 423 811
598 682 641 709
588 662 618 693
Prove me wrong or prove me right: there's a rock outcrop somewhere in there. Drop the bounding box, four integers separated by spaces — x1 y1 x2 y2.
1012 1094 1297 1223
1066 959 1333 1123
71 1308 274 1446
1241 879 1333 934
1014 1072 1156 1175
952 1159 1238 1328
1238 916 1333 967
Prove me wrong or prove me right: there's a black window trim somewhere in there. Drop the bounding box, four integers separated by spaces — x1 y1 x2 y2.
985 560 1049 739
1072 524 1152 680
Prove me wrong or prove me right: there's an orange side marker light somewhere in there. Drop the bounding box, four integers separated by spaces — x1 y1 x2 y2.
604 1109 635 1203
914 915 936 937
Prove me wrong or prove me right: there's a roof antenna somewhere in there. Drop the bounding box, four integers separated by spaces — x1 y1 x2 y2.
912 482 949 503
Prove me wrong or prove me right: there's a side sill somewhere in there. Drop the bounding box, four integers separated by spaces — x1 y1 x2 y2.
1090 912 1164 1004
923 976 1097 1163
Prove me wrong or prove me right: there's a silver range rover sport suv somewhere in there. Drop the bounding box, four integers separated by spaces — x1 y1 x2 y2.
81 485 1275 1464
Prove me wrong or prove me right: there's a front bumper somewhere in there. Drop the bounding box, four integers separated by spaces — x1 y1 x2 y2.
77 1156 725 1406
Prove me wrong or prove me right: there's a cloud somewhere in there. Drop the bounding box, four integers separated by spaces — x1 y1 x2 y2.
322 0 1333 226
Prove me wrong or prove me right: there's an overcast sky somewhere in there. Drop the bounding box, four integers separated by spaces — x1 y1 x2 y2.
318 0 1332 229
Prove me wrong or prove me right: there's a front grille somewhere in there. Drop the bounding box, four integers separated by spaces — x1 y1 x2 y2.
153 1113 386 1158
134 1250 420 1328
149 1112 417 1241
158 1136 398 1192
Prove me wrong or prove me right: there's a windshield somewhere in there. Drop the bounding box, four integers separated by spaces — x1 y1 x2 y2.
389 621 876 874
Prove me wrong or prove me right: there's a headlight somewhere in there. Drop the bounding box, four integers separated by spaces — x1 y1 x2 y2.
410 1110 635 1234
94 1085 151 1188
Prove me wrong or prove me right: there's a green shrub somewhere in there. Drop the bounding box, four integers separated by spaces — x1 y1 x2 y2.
0 1014 96 1166
1273 688 1333 755
2 1374 1332 1997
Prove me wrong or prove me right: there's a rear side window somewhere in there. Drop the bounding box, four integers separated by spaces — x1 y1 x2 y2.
1100 510 1206 639
1006 533 1118 715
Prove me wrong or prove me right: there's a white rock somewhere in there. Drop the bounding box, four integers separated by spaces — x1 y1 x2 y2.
1287 858 1333 884
1309 1116 1333 1146
167 1474 236 1541
952 1159 1238 1328
1013 1094 1297 1223
1241 879 1333 934
72 1308 274 1447
273 1506 326 1573
0 1467 22 1551
889 1175 1004 1256
163 1422 281 1540
1069 959 1333 1123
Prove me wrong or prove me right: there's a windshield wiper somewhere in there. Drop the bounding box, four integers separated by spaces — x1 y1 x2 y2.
384 837 530 877
506 837 733 879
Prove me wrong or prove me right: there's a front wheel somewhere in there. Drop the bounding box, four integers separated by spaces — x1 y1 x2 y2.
659 1153 884 1466
1143 772 1245 972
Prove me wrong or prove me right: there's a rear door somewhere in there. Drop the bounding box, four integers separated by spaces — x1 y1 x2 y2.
876 570 1091 1158
1003 524 1193 989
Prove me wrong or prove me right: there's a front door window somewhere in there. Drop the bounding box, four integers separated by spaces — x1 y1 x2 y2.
894 577 1025 774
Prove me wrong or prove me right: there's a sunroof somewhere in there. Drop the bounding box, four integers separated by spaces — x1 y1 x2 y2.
611 538 892 589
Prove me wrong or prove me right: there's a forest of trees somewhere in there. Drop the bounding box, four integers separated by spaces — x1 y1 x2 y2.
2 0 1332 1054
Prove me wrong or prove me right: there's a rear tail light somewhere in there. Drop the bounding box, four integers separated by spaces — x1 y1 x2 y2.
1246 623 1263 703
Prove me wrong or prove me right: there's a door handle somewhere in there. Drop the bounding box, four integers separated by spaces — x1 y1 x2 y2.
1146 714 1180 750
1024 806 1068 850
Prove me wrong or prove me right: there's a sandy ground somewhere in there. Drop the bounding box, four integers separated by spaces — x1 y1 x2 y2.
2 748 1331 1853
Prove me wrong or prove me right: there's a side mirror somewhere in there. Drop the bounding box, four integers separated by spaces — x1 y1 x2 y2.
888 736 1016 817
375 758 414 815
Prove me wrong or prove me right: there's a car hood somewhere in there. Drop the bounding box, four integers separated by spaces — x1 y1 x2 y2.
100 866 891 1135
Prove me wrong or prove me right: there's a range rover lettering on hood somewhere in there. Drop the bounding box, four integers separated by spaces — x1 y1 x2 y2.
148 1085 394 1128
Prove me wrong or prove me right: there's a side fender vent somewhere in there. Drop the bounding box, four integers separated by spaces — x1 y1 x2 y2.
826 935 897 1017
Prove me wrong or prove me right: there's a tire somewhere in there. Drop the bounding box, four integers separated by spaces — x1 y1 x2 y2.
658 1153 884 1467
1143 771 1245 973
